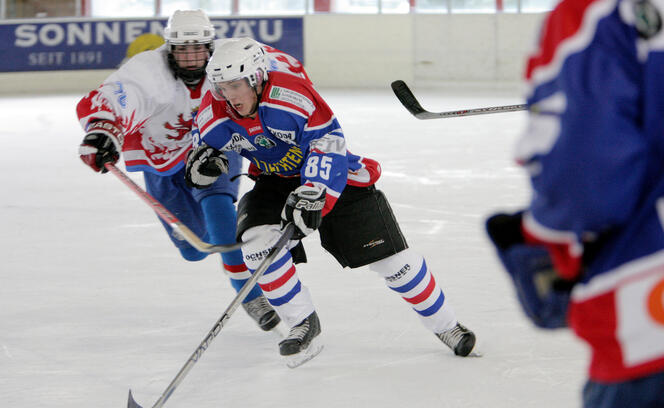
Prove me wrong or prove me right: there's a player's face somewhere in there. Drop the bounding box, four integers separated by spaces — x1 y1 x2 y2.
171 43 209 71
216 79 258 117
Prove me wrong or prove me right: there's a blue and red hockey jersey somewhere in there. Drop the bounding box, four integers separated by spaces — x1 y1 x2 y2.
517 0 664 381
193 71 381 215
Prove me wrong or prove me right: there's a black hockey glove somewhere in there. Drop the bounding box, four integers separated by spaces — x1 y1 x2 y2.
185 144 229 189
485 212 572 329
281 185 327 239
78 120 121 173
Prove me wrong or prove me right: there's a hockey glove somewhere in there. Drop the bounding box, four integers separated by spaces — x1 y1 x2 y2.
185 144 229 189
486 212 571 329
78 120 122 173
281 185 327 239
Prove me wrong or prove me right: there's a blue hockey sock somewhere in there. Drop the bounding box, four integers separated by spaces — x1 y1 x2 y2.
201 194 262 303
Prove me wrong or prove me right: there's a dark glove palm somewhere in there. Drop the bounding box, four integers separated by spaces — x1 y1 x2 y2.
486 212 571 329
79 132 119 173
185 144 229 189
281 185 326 239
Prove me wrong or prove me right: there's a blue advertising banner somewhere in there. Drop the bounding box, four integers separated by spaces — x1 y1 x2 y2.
0 16 303 72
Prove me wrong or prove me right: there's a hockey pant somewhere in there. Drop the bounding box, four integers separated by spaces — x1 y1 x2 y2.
242 225 457 333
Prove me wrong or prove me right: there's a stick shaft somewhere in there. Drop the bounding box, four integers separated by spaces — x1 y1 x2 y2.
148 224 294 408
105 163 243 254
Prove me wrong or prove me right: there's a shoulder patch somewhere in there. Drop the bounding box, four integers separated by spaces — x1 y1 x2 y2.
196 105 213 127
269 86 315 115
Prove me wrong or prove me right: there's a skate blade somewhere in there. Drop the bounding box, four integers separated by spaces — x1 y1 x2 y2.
285 338 324 369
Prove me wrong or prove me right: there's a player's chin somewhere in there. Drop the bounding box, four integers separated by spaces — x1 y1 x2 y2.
235 104 249 116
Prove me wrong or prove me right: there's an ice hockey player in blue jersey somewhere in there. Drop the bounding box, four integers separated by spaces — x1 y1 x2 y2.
485 0 664 406
185 37 477 368
76 10 279 332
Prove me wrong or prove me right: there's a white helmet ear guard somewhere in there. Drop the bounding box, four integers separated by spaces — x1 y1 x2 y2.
164 9 215 45
206 37 269 88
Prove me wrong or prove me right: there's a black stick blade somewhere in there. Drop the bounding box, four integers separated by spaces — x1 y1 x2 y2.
390 80 426 116
128 390 144 408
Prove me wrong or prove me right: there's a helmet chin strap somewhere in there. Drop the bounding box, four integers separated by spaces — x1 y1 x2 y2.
246 86 263 117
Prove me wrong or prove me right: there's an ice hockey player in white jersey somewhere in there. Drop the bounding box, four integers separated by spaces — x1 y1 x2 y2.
185 38 478 367
76 10 289 331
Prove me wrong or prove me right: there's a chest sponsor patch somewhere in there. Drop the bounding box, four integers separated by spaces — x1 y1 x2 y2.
251 145 304 174
267 126 297 144
223 133 257 153
269 86 315 115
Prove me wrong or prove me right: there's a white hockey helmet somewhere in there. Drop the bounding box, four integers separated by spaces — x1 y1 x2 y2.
164 9 215 45
206 37 269 88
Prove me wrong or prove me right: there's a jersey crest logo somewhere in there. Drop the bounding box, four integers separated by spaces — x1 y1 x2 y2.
634 0 662 39
163 113 192 141
254 135 276 149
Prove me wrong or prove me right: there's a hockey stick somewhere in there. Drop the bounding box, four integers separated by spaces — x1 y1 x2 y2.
391 80 527 119
128 223 295 408
105 162 245 254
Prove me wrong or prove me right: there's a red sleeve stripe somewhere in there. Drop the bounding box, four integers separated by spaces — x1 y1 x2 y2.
522 212 583 280
522 212 582 253
525 0 616 87
304 117 336 131
322 194 338 217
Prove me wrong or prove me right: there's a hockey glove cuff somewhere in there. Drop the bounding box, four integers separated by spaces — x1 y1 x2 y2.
185 144 229 189
281 184 327 240
486 212 571 329
78 120 122 173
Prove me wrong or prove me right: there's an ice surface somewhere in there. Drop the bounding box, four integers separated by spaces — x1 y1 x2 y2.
0 85 586 408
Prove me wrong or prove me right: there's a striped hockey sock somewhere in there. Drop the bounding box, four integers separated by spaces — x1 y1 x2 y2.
247 248 315 328
371 249 457 333
223 262 263 303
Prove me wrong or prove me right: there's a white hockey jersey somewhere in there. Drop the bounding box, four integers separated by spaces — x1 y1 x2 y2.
76 40 309 175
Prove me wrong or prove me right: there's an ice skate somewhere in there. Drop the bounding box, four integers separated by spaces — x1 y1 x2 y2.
436 322 476 357
279 311 323 368
242 294 281 331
